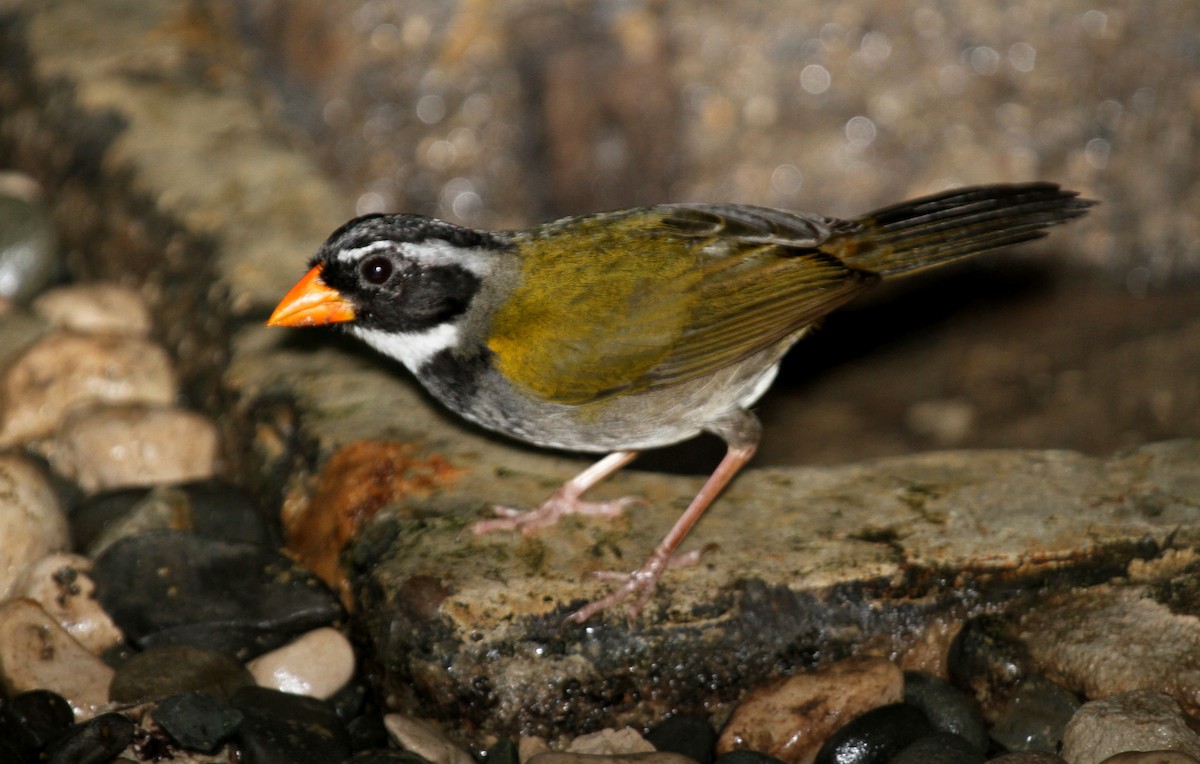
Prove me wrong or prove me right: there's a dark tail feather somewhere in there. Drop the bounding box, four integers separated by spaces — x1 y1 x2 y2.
839 182 1096 277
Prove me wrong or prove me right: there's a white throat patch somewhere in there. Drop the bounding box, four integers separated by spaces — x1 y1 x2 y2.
352 324 459 371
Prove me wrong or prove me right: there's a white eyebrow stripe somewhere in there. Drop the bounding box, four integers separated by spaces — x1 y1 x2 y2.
335 241 395 263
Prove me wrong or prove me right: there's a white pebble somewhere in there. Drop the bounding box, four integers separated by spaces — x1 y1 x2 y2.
248 626 355 699
0 598 114 720
50 404 218 492
33 283 152 336
0 330 176 446
14 552 123 655
0 453 68 600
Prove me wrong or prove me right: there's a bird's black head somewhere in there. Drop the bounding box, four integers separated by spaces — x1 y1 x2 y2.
311 213 501 335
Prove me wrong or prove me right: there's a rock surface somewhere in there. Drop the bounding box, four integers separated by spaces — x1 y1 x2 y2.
718 656 903 764
32 283 151 336
50 403 219 492
0 453 69 600
1060 691 1200 764
12 552 123 655
0 598 115 720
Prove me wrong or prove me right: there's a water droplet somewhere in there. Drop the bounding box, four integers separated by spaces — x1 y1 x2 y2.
770 164 804 195
968 46 1001 76
845 116 877 147
800 64 831 94
1008 42 1036 73
416 94 446 125
1082 10 1108 38
1084 137 1110 169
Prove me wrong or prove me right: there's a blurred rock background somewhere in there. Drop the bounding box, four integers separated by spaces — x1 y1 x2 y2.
234 0 1198 465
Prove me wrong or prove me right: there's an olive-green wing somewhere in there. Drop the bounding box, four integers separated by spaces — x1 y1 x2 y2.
486 205 876 405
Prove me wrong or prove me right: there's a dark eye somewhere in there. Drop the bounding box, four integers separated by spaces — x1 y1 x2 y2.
360 256 393 285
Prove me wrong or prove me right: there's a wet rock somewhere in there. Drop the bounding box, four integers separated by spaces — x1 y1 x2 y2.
44 712 135 764
0 187 59 305
0 453 69 599
813 703 933 764
0 330 176 446
987 754 1068 764
247 626 355 699
108 644 255 704
1059 690 1200 764
530 755 698 764
50 403 219 493
989 675 1081 754
350 751 436 764
0 598 114 720
713 753 787 764
92 531 344 659
903 670 988 753
1098 753 1200 764
73 480 276 558
0 689 75 757
348 713 392 753
888 731 985 764
717 656 904 764
233 685 352 764
13 552 124 654
566 728 656 755
383 714 475 764
32 283 151 336
483 738 519 764
1017 583 1200 717
948 613 1037 719
153 691 245 755
647 713 717 764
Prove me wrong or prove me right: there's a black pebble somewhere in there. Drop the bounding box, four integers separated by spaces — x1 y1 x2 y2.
814 703 934 764
109 644 255 704
73 480 277 556
647 713 717 764
348 713 391 752
714 750 788 764
43 712 135 764
483 738 519 764
153 691 244 754
347 751 434 764
232 686 352 764
92 530 344 659
888 732 987 764
903 671 989 752
947 614 1034 709
0 689 75 755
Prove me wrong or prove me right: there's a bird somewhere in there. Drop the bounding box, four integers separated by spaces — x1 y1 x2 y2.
267 182 1094 623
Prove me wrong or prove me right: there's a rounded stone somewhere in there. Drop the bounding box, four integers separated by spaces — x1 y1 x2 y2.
152 691 244 754
647 713 717 764
814 703 934 764
247 627 355 700
43 712 135 764
990 675 1081 754
888 731 985 764
0 329 176 446
903 670 988 753
0 453 68 600
0 598 114 720
233 685 352 764
0 190 59 305
0 689 75 755
13 552 123 655
1060 690 1200 764
91 530 344 659
32 283 151 336
50 403 219 493
108 644 255 704
718 655 904 763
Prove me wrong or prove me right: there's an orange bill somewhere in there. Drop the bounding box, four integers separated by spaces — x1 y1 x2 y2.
266 265 357 326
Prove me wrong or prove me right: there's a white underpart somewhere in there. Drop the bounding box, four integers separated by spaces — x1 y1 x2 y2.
352 324 460 372
335 239 493 278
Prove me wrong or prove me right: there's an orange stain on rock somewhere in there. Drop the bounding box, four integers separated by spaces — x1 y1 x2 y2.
283 441 461 605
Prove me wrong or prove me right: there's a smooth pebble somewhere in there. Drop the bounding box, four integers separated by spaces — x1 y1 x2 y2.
0 453 68 599
1060 690 1200 764
32 283 151 336
14 552 123 654
248 627 355 699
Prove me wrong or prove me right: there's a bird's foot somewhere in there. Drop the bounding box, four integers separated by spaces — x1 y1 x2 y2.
470 490 647 536
564 546 709 624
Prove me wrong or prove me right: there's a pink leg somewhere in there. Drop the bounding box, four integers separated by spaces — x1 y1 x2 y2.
565 441 758 624
470 450 642 536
